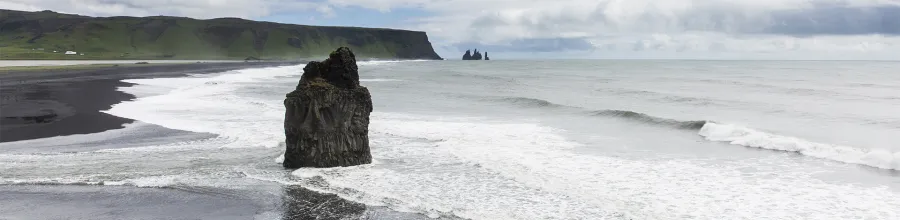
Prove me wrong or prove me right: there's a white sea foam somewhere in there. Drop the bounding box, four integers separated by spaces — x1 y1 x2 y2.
360 78 402 82
103 65 302 149
275 153 285 164
0 122 145 146
31 61 898 220
700 122 900 170
283 112 900 220
117 82 174 98
357 60 431 66
111 175 179 187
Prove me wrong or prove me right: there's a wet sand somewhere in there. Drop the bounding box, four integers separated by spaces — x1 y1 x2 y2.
0 185 428 220
0 185 261 220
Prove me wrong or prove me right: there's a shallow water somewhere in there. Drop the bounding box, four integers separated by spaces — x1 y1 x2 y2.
2 60 900 219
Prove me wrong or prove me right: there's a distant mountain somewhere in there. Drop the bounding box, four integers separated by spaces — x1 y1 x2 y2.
0 9 443 60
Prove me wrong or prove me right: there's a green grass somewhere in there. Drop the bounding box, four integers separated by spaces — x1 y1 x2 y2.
0 9 442 60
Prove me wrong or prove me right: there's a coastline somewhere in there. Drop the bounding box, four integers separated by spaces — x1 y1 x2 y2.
0 60 246 68
0 61 444 220
0 61 302 143
0 184 440 220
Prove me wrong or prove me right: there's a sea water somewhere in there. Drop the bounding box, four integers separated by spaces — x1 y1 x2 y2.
2 60 900 219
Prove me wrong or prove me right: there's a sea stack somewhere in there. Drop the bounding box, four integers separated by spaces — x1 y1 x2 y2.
462 49 487 60
283 47 373 168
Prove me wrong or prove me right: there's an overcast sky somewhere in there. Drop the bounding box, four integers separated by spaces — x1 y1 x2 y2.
4 0 900 59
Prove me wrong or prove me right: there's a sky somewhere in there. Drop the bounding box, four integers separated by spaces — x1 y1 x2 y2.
4 0 900 60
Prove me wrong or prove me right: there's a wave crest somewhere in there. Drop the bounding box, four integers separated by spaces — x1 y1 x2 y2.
699 122 900 171
487 96 900 171
495 97 566 108
591 110 708 130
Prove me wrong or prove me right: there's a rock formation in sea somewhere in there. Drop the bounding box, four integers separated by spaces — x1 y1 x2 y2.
462 49 487 60
283 47 373 168
462 50 473 60
484 52 490 60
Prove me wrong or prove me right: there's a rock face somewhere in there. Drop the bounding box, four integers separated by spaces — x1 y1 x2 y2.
462 48 487 60
283 47 373 168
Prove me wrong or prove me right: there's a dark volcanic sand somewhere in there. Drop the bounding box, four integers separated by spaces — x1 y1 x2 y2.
0 185 261 220
0 62 300 143
0 185 430 220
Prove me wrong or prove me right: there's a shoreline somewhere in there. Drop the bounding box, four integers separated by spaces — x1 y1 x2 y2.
0 61 302 143
0 60 247 68
0 60 445 220
0 184 440 220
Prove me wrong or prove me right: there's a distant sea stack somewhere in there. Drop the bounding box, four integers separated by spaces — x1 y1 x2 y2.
0 9 442 60
461 49 488 60
283 47 373 168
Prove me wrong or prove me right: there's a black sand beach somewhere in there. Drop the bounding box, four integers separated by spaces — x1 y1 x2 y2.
0 62 300 143
0 184 426 220
0 61 441 220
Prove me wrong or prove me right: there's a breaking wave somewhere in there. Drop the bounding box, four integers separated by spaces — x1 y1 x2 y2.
591 110 708 130
699 122 900 171
494 97 568 108
490 96 900 171
490 96 706 130
593 108 900 171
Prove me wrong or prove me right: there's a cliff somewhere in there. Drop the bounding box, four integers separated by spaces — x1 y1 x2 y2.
283 47 373 168
0 9 442 60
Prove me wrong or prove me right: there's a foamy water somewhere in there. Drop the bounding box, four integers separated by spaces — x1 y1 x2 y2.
3 60 900 219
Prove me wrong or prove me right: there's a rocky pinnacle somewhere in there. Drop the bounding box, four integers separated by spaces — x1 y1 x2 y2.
283 47 373 168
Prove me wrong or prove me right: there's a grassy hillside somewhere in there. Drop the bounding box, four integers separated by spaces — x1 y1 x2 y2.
0 9 443 60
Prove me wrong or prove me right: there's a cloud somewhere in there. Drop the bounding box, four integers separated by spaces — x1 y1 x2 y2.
759 4 900 36
0 0 322 19
390 0 900 57
6 0 900 58
455 38 595 52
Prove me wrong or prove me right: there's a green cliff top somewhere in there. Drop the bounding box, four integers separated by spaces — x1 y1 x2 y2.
0 9 442 60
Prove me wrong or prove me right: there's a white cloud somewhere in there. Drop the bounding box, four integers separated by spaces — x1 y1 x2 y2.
5 0 900 58
384 0 900 58
327 0 431 12
315 4 335 17
0 0 298 18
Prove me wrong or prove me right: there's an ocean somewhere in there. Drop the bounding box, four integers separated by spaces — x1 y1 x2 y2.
2 60 900 219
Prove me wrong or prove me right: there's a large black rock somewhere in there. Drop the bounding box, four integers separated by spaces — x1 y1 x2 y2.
283 47 373 168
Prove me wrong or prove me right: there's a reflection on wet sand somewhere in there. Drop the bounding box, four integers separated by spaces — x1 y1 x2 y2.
281 185 368 220
280 185 452 220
